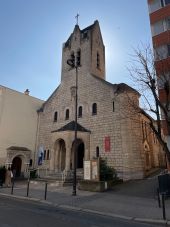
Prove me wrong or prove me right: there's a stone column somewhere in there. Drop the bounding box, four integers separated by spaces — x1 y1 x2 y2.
49 149 54 170
54 145 60 172
65 142 71 171
84 137 90 160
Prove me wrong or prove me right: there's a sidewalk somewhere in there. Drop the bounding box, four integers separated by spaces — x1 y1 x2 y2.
0 178 170 226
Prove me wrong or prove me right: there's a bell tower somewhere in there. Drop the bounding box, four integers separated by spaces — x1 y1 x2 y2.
61 20 105 81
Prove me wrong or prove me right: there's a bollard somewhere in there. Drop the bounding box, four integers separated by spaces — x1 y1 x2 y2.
11 179 15 195
157 188 161 208
162 193 166 220
26 178 30 197
44 182 48 200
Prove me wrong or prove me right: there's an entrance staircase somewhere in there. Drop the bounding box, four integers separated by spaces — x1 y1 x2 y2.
33 169 84 186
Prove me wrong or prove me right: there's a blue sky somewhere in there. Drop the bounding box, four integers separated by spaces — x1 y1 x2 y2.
0 0 151 100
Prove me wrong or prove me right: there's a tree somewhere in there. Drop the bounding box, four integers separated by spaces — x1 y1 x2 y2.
127 44 170 163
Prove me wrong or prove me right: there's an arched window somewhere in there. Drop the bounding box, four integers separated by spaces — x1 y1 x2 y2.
92 103 97 115
67 51 75 68
29 159 33 167
97 52 100 69
43 150 46 160
78 106 82 118
54 111 58 122
113 101 115 112
47 150 50 160
65 109 69 120
77 49 81 66
96 146 99 158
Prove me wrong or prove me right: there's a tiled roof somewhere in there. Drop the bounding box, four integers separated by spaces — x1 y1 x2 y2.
51 121 90 133
7 146 31 151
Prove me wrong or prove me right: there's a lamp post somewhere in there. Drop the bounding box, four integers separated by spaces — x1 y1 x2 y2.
67 55 80 196
73 66 78 196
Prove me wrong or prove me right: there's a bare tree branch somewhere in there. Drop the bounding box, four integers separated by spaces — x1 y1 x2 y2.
128 44 170 163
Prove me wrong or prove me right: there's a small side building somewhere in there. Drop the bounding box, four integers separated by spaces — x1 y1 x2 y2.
0 86 44 177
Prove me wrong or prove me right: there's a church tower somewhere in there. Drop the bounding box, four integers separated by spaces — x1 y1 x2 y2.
61 20 105 81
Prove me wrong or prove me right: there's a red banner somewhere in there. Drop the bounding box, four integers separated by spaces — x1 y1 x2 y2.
105 137 110 152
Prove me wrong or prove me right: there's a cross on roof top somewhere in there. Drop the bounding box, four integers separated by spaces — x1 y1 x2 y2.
75 13 80 25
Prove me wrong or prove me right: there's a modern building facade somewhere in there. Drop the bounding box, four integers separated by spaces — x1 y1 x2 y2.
148 0 170 146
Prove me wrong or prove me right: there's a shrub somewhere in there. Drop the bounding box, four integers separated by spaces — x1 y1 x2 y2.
29 169 37 179
100 159 117 181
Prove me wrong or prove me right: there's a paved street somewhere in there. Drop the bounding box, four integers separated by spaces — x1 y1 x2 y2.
0 176 170 226
0 196 158 227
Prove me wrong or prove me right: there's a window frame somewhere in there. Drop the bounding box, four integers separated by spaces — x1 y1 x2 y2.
92 103 97 115
97 52 100 69
47 150 50 160
113 101 115 112
65 109 69 120
78 106 82 118
43 150 46 160
76 49 81 66
96 146 99 158
54 111 58 122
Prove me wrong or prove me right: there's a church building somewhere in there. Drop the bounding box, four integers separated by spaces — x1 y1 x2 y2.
36 20 164 181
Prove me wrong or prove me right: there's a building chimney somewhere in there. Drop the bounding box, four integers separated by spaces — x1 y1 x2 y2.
24 89 30 95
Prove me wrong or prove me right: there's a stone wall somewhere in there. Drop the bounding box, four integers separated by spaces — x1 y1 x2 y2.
38 70 144 180
37 21 160 181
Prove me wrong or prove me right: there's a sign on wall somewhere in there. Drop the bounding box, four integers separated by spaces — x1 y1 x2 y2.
105 137 110 152
84 161 91 180
84 159 100 181
91 160 99 181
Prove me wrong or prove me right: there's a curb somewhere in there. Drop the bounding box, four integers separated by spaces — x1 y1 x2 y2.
0 192 169 226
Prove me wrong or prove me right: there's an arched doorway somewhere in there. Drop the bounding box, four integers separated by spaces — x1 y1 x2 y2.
59 139 66 171
72 139 84 169
11 156 22 177
54 139 66 171
77 142 84 168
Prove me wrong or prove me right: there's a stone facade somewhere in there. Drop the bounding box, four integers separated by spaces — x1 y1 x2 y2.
37 20 164 181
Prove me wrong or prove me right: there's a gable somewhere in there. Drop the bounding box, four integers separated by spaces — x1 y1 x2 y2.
39 85 60 112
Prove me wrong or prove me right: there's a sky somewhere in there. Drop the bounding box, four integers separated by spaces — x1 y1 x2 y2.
0 0 152 100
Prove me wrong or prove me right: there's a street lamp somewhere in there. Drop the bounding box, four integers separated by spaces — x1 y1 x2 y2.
67 53 80 196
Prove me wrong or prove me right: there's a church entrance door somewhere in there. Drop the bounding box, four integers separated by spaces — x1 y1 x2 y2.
71 139 84 169
54 139 66 172
11 156 22 177
77 142 84 168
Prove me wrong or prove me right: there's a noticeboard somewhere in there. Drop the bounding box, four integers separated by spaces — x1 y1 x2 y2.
84 159 100 181
91 159 99 181
84 161 91 180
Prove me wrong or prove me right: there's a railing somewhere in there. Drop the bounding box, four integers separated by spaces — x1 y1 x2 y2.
27 168 54 178
61 170 66 182
27 168 74 182
61 170 73 183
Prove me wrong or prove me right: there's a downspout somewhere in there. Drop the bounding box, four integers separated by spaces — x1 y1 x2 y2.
34 110 40 168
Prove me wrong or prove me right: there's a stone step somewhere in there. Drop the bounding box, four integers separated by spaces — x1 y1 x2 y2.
34 169 84 186
30 177 75 187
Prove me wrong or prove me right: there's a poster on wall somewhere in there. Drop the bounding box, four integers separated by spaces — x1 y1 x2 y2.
38 146 44 165
84 161 91 180
105 136 110 152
